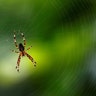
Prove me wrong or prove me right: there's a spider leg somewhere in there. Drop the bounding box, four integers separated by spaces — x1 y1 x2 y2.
21 32 26 47
26 46 32 51
14 31 18 49
25 52 36 67
16 53 22 72
10 49 19 53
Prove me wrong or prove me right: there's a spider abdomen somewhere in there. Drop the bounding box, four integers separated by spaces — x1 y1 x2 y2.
19 43 25 52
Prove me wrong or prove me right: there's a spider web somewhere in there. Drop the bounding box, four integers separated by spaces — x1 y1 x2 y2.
0 0 95 96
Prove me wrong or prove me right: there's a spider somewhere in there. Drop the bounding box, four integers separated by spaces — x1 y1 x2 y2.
11 31 36 72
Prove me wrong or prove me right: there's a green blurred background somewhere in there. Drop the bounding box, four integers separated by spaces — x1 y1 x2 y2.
0 0 96 96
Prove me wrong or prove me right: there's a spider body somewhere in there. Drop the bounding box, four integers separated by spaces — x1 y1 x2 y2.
11 31 36 72
19 43 25 56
